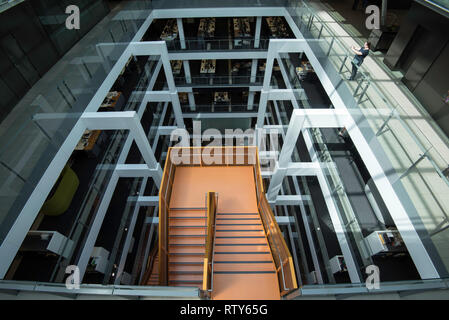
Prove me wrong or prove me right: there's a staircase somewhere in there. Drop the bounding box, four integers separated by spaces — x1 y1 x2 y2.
147 255 159 285
167 208 207 288
212 211 280 300
155 147 297 299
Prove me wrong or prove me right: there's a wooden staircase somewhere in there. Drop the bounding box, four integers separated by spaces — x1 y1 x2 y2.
154 147 297 299
167 208 207 288
147 254 159 285
212 211 280 300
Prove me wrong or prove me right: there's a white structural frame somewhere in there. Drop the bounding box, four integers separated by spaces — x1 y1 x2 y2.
0 5 441 285
260 37 440 280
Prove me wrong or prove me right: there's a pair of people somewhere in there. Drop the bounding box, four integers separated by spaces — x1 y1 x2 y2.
349 41 371 81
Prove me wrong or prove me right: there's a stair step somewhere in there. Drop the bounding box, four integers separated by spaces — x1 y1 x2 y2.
169 225 207 228
169 280 203 284
214 252 273 262
169 237 206 245
214 245 269 252
214 271 276 274
215 237 267 245
169 216 207 219
169 210 208 218
216 213 259 215
216 223 261 226
169 246 205 254
169 264 203 272
170 207 206 211
216 218 260 221
215 225 264 231
169 233 206 237
169 271 203 275
214 262 275 272
169 255 204 264
215 251 271 254
169 219 207 227
215 231 265 238
169 252 205 256
169 273 203 281
169 261 203 265
169 243 205 246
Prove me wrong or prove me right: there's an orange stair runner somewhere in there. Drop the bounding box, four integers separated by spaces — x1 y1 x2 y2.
168 208 207 288
166 166 281 300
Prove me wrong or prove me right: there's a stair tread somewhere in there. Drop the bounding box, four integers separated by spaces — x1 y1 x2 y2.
214 262 275 272
169 274 203 281
214 252 273 262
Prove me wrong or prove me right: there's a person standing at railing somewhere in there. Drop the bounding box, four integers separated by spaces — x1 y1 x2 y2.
348 42 371 81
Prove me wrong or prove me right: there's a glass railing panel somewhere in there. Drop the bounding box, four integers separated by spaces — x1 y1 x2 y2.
164 38 270 51
173 75 264 86
47 129 130 283
0 0 154 250
286 0 449 276
151 0 289 9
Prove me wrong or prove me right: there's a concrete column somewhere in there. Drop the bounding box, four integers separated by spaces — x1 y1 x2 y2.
247 92 255 111
177 18 186 49
257 90 269 128
255 16 262 48
267 113 305 200
188 92 196 111
183 60 192 83
250 59 258 83
381 0 388 27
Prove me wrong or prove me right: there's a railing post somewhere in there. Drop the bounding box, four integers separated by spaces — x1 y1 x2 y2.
339 56 348 73
307 15 314 30
326 37 335 56
358 79 370 103
399 150 429 180
318 25 324 39
376 109 396 136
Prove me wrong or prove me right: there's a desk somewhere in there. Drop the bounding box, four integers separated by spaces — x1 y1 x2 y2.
259 61 280 72
233 18 251 46
265 17 289 38
200 59 216 74
100 91 123 109
296 61 315 81
75 130 102 151
214 92 230 103
161 19 178 41
198 18 215 38
365 230 406 256
171 60 182 75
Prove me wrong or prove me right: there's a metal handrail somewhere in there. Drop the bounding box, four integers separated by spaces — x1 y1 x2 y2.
209 193 218 295
158 148 174 285
202 191 218 298
259 195 288 291
253 148 297 295
297 0 449 184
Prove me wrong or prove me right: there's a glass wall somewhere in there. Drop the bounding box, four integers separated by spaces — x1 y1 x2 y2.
0 1 153 251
